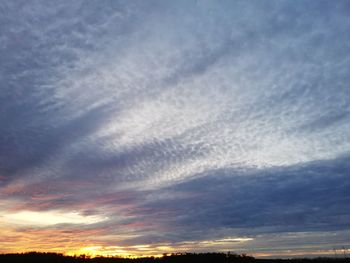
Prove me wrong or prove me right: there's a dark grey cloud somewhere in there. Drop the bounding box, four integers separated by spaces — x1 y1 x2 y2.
121 155 350 244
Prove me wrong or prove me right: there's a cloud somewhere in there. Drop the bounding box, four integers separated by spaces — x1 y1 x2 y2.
1 0 350 256
107 155 348 246
2 210 107 226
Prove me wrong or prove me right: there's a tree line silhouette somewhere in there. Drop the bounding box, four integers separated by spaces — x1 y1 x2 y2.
0 252 349 263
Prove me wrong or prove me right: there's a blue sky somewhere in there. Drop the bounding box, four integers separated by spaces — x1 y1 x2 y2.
0 0 350 257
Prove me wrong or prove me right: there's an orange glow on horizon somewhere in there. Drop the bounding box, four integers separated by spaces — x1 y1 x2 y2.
0 221 343 259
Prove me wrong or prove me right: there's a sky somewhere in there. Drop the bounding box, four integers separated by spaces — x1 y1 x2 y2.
1 0 350 258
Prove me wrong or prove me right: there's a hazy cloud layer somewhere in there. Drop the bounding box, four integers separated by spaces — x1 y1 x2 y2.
1 0 350 257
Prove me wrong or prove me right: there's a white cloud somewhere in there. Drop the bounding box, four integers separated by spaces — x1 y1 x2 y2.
2 210 107 226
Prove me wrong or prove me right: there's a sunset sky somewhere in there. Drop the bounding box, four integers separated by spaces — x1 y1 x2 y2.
1 0 350 258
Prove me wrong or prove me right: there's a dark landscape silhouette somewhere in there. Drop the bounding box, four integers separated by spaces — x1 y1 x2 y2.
0 252 349 263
